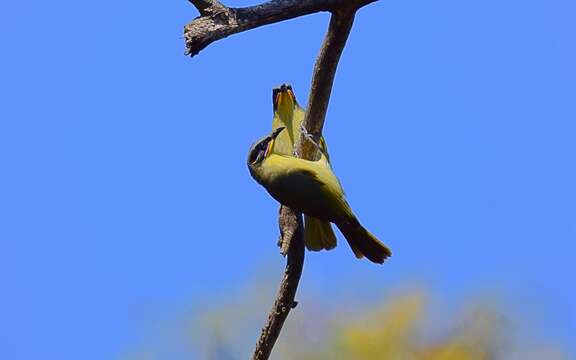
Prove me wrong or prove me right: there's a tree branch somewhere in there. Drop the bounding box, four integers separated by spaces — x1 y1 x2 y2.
252 8 358 360
184 0 375 56
252 206 304 360
187 0 226 16
184 1 372 358
295 9 356 158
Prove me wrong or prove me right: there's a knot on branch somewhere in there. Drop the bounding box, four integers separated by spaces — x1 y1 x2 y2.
184 6 236 56
278 300 298 312
187 0 227 15
278 205 303 256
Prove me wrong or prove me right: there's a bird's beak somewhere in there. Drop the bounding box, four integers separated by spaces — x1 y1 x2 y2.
273 84 296 112
271 126 285 139
265 127 285 158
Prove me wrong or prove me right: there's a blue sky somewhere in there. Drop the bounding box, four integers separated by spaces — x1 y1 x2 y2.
1 0 575 358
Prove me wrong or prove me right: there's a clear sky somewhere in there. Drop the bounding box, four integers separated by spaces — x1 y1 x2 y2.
1 0 575 359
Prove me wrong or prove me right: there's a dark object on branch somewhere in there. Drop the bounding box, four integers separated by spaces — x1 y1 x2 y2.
184 1 379 359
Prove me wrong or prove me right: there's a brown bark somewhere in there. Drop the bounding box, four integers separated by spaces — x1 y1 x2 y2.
184 1 377 359
184 0 376 56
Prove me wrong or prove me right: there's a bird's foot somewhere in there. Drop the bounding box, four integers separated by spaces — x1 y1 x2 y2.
299 123 322 152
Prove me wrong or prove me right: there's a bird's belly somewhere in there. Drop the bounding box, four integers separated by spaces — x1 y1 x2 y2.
266 176 340 223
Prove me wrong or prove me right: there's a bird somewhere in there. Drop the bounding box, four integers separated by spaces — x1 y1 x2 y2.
247 127 391 264
270 84 337 252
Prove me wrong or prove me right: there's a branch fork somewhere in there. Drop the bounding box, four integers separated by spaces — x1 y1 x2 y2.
184 0 376 56
184 1 377 358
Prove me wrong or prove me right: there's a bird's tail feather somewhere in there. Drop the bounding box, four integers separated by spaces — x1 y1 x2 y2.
336 220 391 264
304 216 337 251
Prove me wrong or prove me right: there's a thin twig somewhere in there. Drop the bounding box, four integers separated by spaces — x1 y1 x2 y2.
184 0 376 56
187 0 226 16
253 206 304 360
252 8 358 360
295 9 356 158
184 1 374 358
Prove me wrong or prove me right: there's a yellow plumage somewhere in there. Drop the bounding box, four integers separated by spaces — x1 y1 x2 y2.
248 128 391 264
270 84 336 251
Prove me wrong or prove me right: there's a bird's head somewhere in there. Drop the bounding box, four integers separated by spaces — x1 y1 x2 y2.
247 127 286 167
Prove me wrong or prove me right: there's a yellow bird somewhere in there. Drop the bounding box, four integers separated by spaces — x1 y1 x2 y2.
248 127 391 264
271 84 337 252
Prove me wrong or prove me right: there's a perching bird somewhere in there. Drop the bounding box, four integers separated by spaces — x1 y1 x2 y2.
248 127 391 264
270 84 337 252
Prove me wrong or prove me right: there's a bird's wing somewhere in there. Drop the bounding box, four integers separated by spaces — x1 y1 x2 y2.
268 159 352 222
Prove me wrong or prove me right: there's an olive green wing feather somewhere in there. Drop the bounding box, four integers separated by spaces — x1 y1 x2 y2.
267 164 352 224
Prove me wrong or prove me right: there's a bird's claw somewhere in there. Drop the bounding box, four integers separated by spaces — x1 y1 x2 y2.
299 123 322 152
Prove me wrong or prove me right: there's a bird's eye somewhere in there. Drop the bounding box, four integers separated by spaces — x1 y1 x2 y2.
249 136 276 165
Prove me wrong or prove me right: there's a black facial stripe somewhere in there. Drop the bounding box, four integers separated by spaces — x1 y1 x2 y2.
248 136 273 165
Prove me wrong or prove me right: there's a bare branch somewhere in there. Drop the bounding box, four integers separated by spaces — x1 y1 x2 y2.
183 0 373 358
184 0 376 56
296 9 356 158
253 206 304 360
252 8 358 360
187 0 226 16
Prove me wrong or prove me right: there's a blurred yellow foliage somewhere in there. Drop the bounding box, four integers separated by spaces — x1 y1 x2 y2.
123 282 569 360
281 292 509 360
336 293 425 360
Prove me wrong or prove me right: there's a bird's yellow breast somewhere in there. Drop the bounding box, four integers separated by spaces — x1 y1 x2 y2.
261 155 338 190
